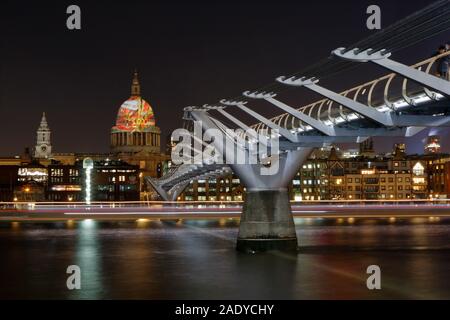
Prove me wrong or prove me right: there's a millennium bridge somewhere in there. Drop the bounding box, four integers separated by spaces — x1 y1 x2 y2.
147 0 450 252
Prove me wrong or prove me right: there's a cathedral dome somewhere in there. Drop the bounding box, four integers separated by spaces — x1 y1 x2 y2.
112 96 156 132
111 71 156 133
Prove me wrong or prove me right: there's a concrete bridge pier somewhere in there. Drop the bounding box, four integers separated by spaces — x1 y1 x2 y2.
184 110 315 252
231 148 312 253
237 188 297 252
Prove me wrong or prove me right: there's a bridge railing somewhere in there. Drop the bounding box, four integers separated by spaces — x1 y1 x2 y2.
251 51 450 133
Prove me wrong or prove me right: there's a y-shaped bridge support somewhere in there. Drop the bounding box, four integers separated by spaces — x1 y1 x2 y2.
190 109 313 252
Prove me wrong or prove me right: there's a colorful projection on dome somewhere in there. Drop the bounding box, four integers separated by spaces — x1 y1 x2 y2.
112 97 156 132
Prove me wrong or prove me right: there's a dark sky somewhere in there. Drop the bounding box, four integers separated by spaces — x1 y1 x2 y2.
0 0 448 156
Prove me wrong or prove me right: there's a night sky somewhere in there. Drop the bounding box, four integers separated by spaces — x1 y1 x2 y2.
0 0 448 156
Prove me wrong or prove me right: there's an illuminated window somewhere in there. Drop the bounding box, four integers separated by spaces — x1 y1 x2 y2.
413 162 425 176
413 177 425 184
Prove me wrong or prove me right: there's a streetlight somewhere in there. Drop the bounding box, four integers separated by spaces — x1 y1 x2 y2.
83 158 94 205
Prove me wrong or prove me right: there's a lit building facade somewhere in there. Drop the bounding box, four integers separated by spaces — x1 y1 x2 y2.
46 160 140 202
179 176 244 201
179 146 433 202
290 148 429 200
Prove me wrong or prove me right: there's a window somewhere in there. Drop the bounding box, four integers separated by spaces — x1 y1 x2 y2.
119 175 126 182
398 178 403 183
364 178 378 184
347 178 352 183
413 177 425 184
413 162 425 176
50 169 63 176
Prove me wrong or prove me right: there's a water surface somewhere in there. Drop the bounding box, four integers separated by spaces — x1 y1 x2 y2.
1 218 450 299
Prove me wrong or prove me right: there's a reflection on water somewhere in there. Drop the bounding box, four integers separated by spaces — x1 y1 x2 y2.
0 218 450 299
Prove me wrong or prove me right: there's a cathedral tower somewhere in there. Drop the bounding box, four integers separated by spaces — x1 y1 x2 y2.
34 112 52 158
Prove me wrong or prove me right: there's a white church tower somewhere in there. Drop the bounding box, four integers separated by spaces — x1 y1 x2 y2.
34 112 52 159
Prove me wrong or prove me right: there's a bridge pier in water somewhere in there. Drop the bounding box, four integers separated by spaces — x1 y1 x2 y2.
237 188 297 253
230 149 312 253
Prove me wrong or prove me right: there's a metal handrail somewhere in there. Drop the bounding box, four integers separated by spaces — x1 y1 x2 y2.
251 51 450 132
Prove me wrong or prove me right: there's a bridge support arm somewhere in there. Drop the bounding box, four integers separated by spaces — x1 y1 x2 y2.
214 107 266 146
220 99 299 143
243 91 335 136
276 76 393 126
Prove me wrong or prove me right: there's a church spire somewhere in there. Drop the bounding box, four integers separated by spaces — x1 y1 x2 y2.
131 69 141 97
39 112 49 130
34 112 52 159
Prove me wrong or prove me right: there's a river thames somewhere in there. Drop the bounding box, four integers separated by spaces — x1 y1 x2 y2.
1 217 450 299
